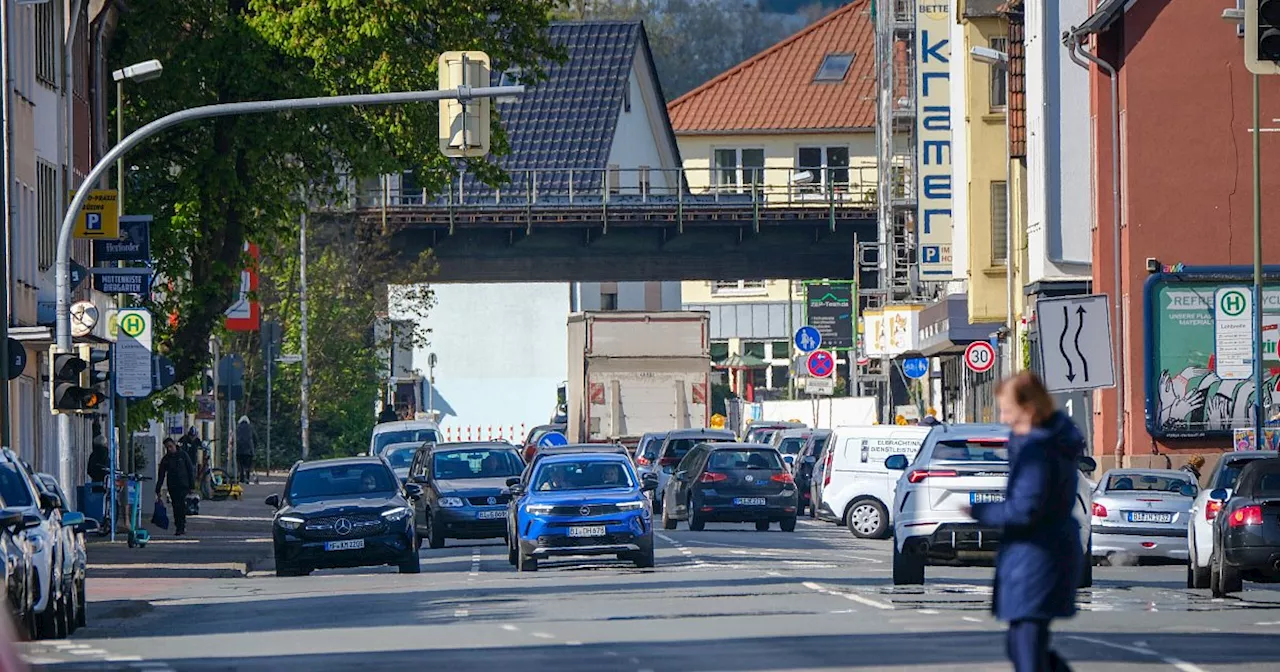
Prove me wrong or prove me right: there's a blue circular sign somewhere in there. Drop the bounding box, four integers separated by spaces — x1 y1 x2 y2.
537 431 568 448
794 326 822 353
902 357 929 380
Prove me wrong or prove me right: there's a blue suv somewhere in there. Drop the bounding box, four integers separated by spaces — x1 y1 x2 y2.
507 453 658 572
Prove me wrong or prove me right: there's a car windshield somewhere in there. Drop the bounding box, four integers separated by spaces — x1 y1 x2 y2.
777 437 805 455
640 435 666 460
432 449 523 480
534 461 634 491
289 464 397 501
709 449 784 471
0 465 34 507
383 446 416 469
662 437 729 461
1105 473 1195 494
930 438 1009 462
1213 458 1271 491
374 429 438 454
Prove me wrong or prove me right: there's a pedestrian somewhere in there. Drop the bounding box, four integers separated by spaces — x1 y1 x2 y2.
87 421 109 484
378 404 399 424
1181 454 1205 484
965 371 1082 672
155 438 196 536
236 416 256 483
178 427 202 472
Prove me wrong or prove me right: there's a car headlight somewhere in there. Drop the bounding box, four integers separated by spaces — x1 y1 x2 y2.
276 515 305 530
617 500 647 511
438 497 465 508
525 504 555 515
381 506 411 521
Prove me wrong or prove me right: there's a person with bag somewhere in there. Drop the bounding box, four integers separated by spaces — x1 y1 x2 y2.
964 371 1083 672
156 438 196 536
235 416 256 484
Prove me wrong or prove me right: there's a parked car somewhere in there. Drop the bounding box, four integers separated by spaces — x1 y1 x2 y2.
819 425 932 538
651 429 736 514
793 430 831 517
1089 468 1197 565
1208 458 1280 596
368 419 440 457
1187 450 1277 588
409 442 524 548
743 421 806 446
34 473 94 635
267 457 423 576
661 442 799 532
520 424 568 463
0 506 34 638
0 450 65 638
507 453 657 571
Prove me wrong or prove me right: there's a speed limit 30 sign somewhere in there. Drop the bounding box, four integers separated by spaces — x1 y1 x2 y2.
964 341 997 374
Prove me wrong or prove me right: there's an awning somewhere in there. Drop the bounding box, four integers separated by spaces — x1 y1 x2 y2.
716 353 769 368
916 295 1004 357
8 326 53 346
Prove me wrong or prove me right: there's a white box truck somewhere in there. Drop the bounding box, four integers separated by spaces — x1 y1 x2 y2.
567 311 711 449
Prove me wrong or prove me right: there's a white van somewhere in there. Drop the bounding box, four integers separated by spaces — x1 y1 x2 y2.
368 419 442 457
817 425 932 539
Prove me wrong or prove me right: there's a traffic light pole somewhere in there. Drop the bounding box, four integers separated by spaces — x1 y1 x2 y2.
51 85 524 490
1253 72 1266 447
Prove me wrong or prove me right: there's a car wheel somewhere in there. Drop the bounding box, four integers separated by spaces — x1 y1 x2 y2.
755 520 770 532
652 493 663 515
415 534 424 551
53 592 68 639
276 564 298 578
688 505 706 532
1219 554 1243 594
426 513 446 550
892 540 925 585
634 542 655 569
1189 559 1211 589
398 549 422 574
508 540 518 566
780 517 797 533
1210 553 1224 597
847 499 888 539
662 506 677 530
517 549 539 573
75 580 86 629
62 587 76 636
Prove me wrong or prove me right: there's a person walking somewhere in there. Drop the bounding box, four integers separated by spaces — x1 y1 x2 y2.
235 416 256 483
178 428 202 472
965 371 1083 672
1181 454 1205 484
156 438 196 536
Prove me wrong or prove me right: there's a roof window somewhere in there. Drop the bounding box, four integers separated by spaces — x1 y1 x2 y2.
814 53 854 82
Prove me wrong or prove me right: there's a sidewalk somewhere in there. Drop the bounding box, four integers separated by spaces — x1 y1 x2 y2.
87 478 281 580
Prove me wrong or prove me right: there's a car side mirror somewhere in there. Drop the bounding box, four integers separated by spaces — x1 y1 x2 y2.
404 483 423 499
1077 456 1098 474
1209 488 1229 502
885 454 909 471
77 518 100 534
38 493 61 512
505 477 521 488
61 512 85 528
508 484 525 497
674 470 687 482
0 510 23 531
412 475 429 485
264 494 281 508
641 473 658 492
21 513 43 530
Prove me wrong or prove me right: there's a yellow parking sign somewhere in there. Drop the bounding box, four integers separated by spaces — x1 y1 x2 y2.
71 190 120 239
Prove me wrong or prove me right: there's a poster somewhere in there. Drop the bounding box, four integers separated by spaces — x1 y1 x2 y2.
805 282 854 350
916 2 953 278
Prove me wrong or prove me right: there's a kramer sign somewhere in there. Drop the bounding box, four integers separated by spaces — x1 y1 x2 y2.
916 2 953 278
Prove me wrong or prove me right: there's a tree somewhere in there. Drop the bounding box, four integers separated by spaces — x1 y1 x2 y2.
111 0 565 385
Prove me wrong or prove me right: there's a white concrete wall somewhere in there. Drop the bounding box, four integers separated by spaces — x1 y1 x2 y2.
1025 0 1092 282
949 0 970 281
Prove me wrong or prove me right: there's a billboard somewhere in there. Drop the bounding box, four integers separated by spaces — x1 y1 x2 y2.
916 2 953 278
804 282 854 350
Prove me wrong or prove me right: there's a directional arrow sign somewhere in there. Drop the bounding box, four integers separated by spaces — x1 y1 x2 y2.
1036 294 1116 393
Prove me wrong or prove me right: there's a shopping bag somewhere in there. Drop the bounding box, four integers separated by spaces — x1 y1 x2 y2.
151 500 170 530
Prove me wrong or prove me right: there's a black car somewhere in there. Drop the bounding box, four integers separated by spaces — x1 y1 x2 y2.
661 442 799 532
793 429 831 517
266 457 422 577
1210 459 1280 596
652 429 736 514
409 442 525 549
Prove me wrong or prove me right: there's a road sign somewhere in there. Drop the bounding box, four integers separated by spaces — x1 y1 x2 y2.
806 350 835 378
71 189 119 239
93 215 151 262
225 242 261 331
1037 294 1117 392
92 268 152 295
69 260 88 291
537 431 568 448
1215 286 1255 380
114 309 154 398
70 301 99 338
6 338 26 381
153 355 177 392
805 283 854 350
806 376 835 395
964 341 997 374
902 357 929 379
794 326 821 353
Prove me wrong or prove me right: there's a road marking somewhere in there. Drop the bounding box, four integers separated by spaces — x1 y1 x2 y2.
803 581 895 610
186 514 274 522
917 609 940 615
565 641 583 646
470 550 481 576
88 562 249 574
454 609 469 617
104 656 144 662
530 632 555 639
1065 635 1208 672
500 624 520 632
962 616 984 623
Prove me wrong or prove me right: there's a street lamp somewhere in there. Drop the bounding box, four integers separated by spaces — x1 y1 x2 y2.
111 60 164 215
969 45 1015 376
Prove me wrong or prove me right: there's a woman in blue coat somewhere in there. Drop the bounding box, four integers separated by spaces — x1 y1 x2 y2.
967 371 1084 671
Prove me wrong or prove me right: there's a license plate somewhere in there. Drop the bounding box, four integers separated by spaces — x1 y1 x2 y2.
1126 511 1174 524
324 539 365 552
970 491 1005 505
734 497 767 506
476 510 508 520
567 525 606 538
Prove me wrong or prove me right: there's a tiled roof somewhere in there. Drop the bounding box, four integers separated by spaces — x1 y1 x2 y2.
667 0 877 134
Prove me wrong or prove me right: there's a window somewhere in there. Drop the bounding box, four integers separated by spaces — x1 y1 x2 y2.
711 342 730 363
989 37 1008 109
743 341 767 360
600 291 619 311
814 53 854 82
638 165 650 197
35 2 57 88
771 342 790 359
770 365 790 390
623 81 632 113
990 181 1008 265
712 148 764 192
37 160 57 271
797 146 850 191
711 280 767 295
400 169 423 205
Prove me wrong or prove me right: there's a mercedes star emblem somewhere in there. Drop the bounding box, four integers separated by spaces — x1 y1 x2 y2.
745 475 754 483
487 496 498 505
579 506 591 516
334 518 353 536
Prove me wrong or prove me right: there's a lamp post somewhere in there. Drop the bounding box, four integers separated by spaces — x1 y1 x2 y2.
969 45 1015 376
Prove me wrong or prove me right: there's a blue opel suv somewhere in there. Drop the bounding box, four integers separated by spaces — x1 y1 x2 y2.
507 453 658 572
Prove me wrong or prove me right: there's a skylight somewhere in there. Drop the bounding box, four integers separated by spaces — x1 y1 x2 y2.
814 53 854 82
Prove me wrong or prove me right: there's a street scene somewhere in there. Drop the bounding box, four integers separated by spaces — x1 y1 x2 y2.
3 0 1280 670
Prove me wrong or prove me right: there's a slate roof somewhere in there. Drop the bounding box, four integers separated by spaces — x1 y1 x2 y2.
666 0 877 134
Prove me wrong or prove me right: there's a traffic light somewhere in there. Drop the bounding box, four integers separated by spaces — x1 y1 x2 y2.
48 345 106 414
80 344 111 410
438 50 491 158
1246 0 1280 74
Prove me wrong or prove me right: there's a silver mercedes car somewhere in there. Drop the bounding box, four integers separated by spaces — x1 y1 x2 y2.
1090 468 1198 565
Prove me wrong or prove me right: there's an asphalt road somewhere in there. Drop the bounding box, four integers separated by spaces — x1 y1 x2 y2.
20 514 1280 672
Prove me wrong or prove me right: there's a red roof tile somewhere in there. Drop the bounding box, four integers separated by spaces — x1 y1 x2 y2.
667 0 877 134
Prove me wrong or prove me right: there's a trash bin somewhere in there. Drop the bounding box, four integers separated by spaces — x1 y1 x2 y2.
78 482 106 523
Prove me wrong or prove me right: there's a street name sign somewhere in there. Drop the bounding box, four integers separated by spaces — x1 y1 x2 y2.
114 308 154 398
92 268 152 295
1037 294 1117 392
1215 286 1254 380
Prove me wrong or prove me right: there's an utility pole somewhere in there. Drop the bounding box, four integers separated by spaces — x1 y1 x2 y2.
299 203 310 459
1252 71 1265 446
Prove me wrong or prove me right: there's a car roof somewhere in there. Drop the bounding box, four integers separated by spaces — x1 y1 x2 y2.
538 444 628 455
431 441 514 450
537 452 632 466
297 456 385 470
665 428 736 439
707 442 777 451
372 420 440 433
928 424 1009 439
381 441 424 452
777 428 809 439
1221 450 1278 463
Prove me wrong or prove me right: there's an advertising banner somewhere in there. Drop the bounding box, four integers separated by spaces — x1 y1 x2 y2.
916 2 953 278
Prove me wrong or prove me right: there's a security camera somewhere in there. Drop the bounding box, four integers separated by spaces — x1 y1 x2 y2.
1146 258 1161 274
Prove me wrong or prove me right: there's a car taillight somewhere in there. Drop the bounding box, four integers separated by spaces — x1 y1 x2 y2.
907 469 958 484
1092 502 1107 518
823 452 834 486
636 456 651 466
700 472 728 483
771 472 794 484
1228 505 1264 528
1206 499 1224 520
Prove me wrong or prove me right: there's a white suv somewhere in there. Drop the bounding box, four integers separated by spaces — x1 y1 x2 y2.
887 424 1096 587
1186 451 1277 589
